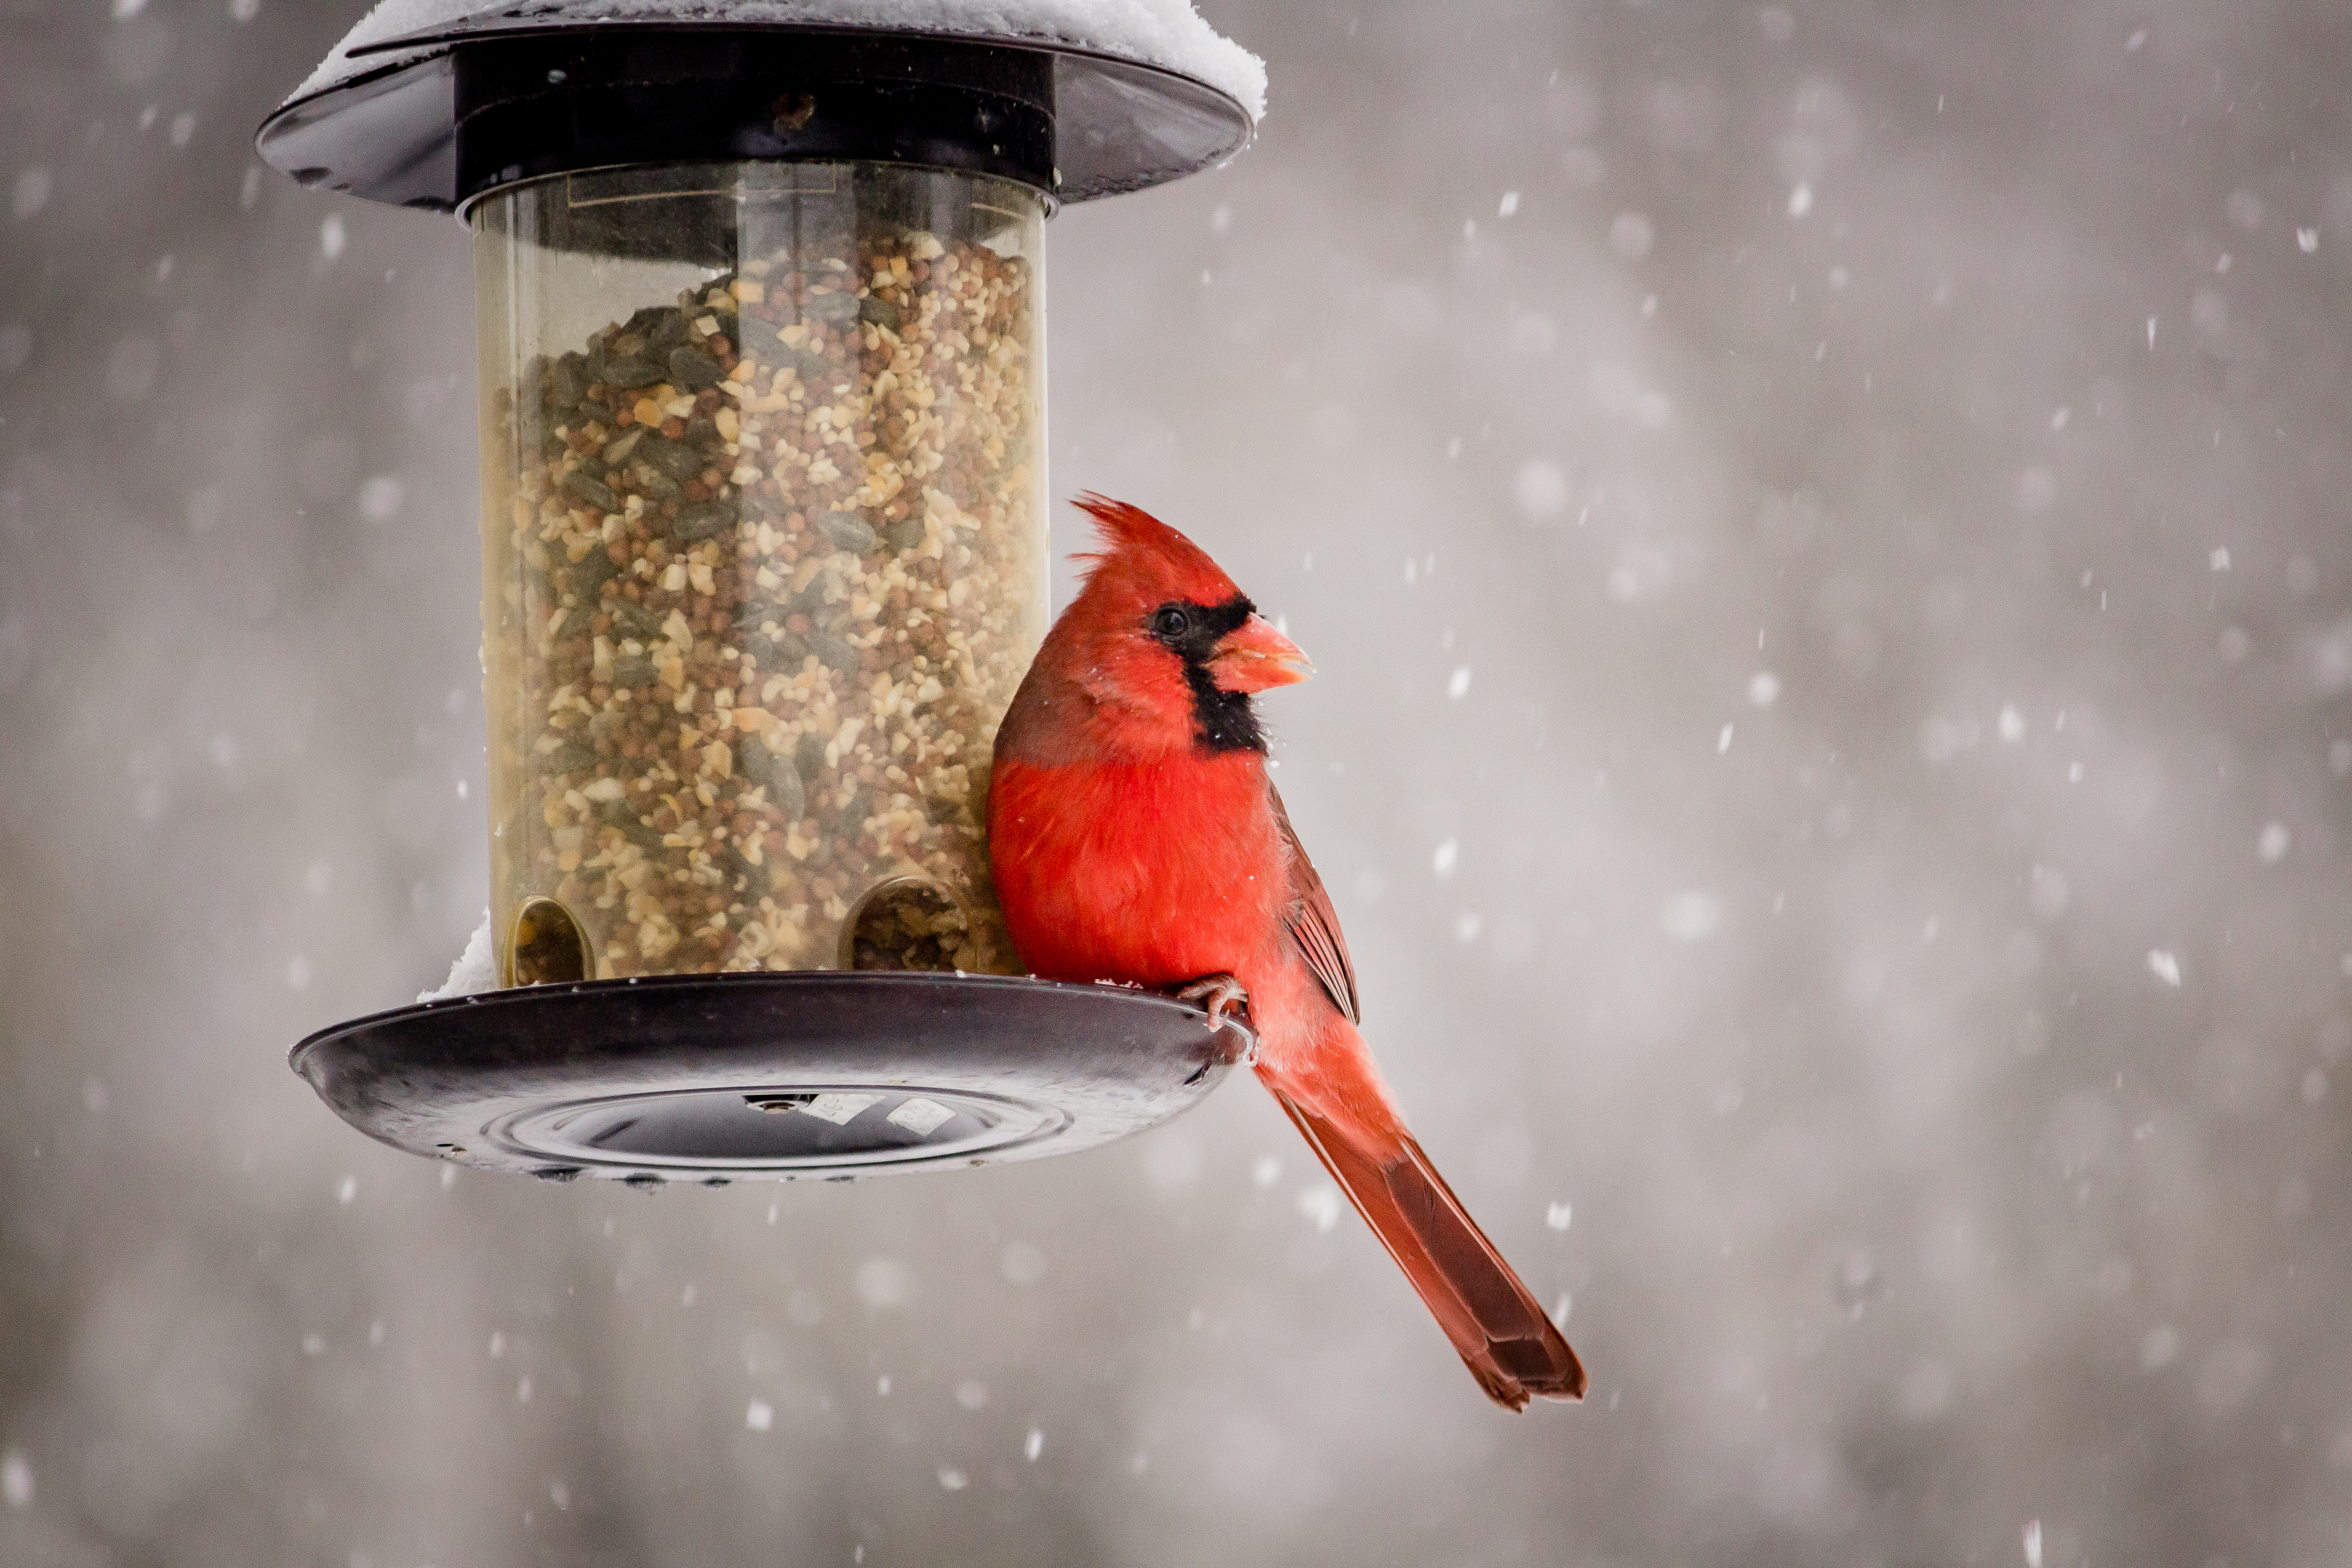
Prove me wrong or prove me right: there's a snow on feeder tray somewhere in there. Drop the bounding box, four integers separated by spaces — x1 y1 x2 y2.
259 1 1261 1186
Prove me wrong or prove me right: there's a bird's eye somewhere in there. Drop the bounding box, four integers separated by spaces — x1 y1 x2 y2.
1152 605 1191 640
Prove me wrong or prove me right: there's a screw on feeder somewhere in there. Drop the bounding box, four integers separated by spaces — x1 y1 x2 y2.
258 2 1262 1182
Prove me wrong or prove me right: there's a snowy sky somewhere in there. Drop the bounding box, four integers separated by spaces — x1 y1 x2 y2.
5 2 2352 1565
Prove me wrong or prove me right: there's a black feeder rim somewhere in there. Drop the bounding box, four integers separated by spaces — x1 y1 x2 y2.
255 16 1255 216
291 972 1250 1184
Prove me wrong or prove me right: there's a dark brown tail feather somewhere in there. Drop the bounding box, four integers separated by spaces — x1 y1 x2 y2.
1273 1089 1588 1411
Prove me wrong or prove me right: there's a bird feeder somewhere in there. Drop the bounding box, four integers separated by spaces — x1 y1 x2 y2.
258 5 1258 1185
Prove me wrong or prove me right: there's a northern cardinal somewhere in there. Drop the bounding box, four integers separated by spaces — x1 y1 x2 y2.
988 495 1586 1411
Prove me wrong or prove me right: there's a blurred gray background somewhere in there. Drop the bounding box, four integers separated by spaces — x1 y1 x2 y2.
5 1 2351 1563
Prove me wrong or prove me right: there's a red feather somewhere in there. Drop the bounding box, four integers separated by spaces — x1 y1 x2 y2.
990 497 1585 1411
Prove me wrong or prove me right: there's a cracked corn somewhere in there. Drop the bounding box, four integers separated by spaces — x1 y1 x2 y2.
481 188 1043 979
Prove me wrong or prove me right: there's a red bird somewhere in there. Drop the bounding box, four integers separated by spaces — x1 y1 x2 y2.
988 495 1586 1411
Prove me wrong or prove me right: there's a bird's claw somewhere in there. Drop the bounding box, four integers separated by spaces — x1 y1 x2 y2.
1177 973 1257 1065
1177 971 1250 1024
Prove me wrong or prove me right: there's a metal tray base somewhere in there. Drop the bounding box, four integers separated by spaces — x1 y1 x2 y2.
289 972 1249 1185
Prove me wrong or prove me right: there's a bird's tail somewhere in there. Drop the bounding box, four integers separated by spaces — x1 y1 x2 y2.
1262 1034 1586 1412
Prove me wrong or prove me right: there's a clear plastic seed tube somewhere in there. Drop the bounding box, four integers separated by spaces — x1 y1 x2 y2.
474 162 1046 984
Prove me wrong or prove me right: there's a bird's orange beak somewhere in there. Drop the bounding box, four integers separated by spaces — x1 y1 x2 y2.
1209 613 1314 693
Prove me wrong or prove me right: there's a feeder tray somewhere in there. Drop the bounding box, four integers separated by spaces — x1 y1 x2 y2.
293 973 1248 1182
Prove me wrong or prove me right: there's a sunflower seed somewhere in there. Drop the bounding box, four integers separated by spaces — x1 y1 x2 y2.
735 735 806 819
551 352 591 405
809 629 860 672
599 799 665 849
749 628 808 668
637 434 703 481
627 305 689 352
544 740 598 775
601 426 646 465
775 342 829 381
612 601 666 640
673 499 737 540
562 470 618 511
819 510 877 552
668 344 723 391
626 460 681 501
602 356 665 390
802 290 860 326
569 548 619 594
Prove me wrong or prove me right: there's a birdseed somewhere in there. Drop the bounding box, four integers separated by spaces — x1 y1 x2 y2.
482 189 1042 979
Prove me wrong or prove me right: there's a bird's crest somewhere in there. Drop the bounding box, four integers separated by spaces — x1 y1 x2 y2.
1071 493 1241 608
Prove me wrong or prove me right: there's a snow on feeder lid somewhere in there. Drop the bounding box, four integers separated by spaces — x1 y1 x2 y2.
257 0 1262 213
265 1 1259 1186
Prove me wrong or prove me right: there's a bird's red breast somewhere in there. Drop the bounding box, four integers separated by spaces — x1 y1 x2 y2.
989 750 1289 996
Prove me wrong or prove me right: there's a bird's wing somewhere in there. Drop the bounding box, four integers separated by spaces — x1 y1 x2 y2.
1269 784 1360 1024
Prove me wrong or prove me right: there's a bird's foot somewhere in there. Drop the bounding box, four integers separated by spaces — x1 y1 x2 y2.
1177 971 1250 1024
1177 973 1256 1065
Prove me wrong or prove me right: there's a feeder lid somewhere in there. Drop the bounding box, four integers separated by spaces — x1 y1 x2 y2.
290 971 1248 1183
259 1 1261 212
